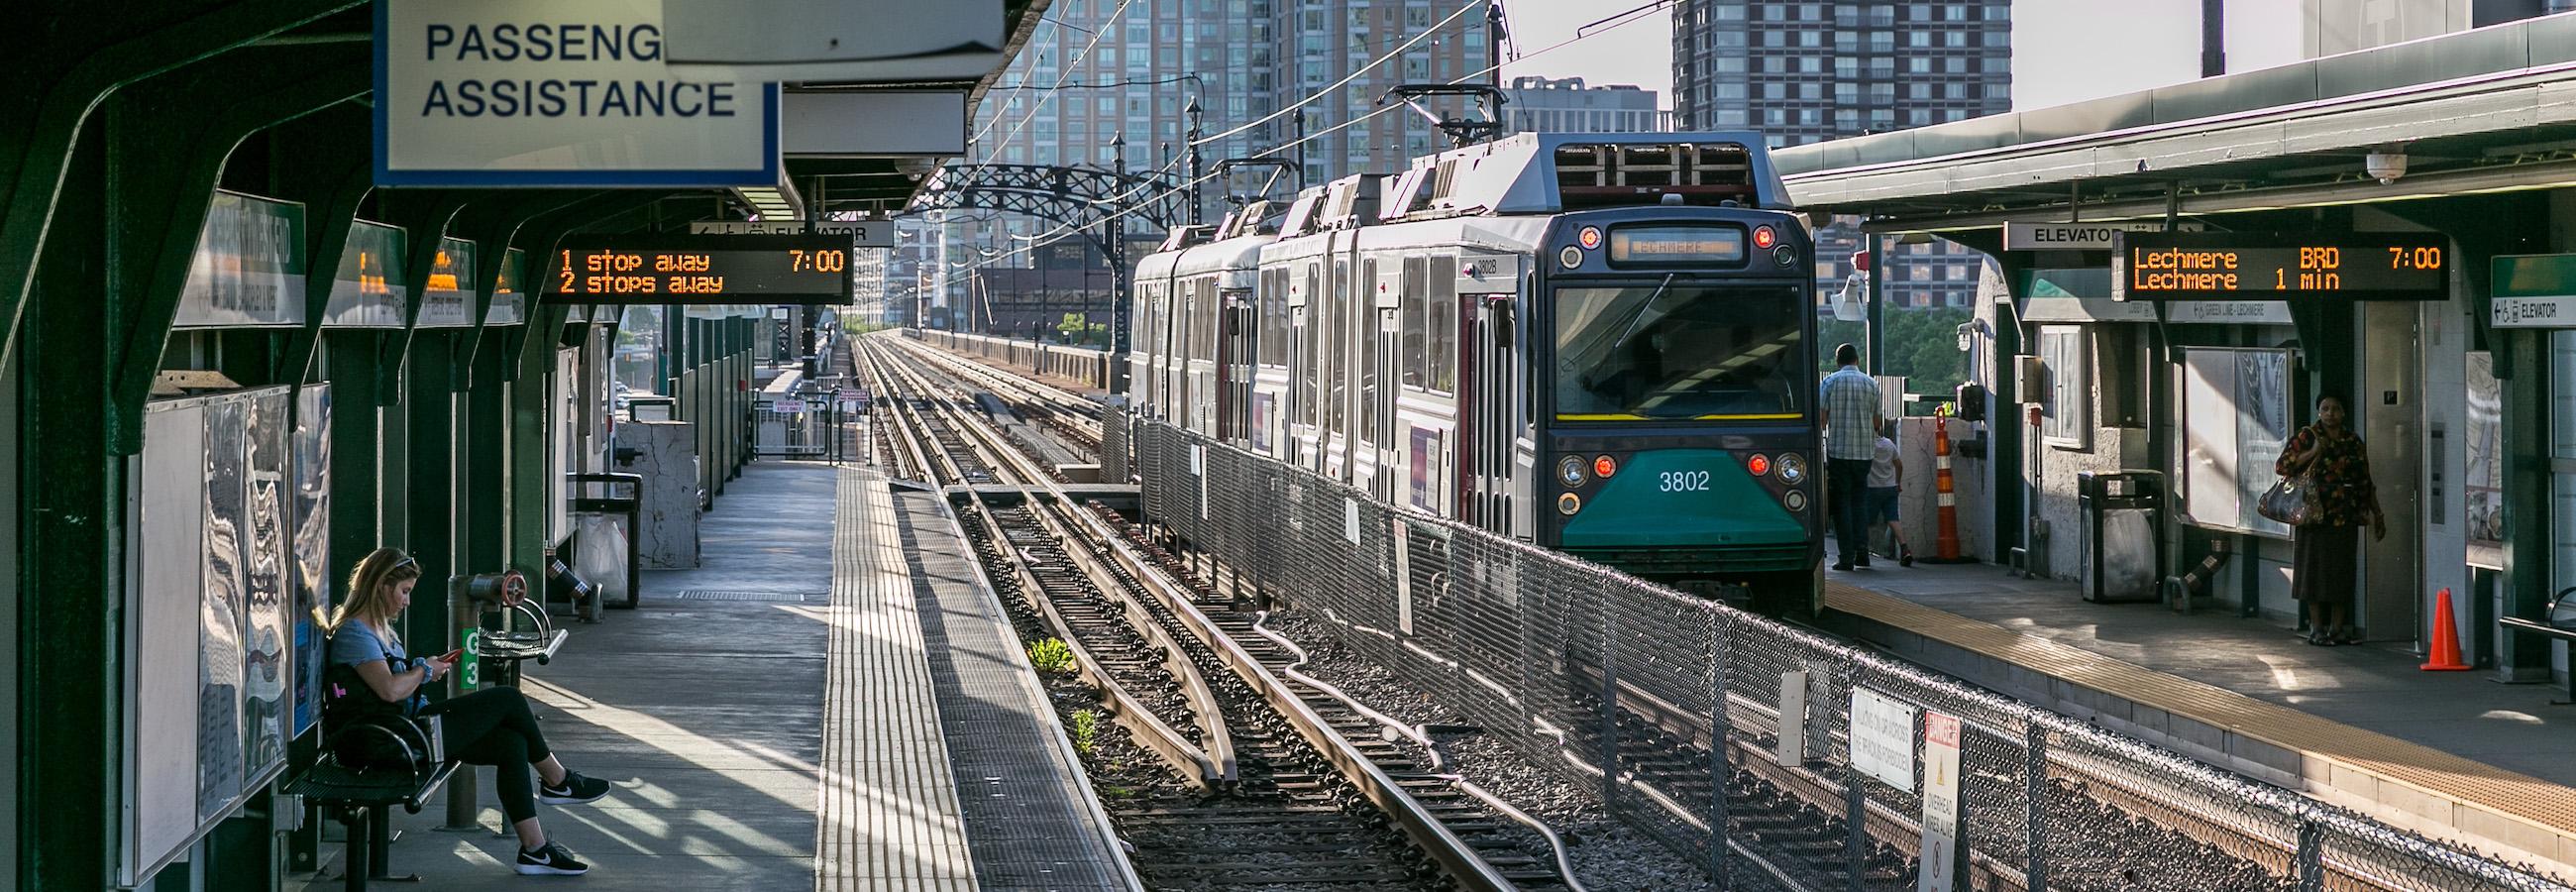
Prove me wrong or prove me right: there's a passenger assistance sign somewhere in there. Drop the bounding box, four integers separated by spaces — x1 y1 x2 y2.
376 0 781 186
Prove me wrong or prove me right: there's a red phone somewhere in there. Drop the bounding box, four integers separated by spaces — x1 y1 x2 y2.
438 647 464 663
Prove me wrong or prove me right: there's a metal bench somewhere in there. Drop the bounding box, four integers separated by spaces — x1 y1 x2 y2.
285 718 459 890
2499 615 2576 705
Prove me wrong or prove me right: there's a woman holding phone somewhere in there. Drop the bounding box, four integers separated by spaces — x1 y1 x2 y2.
325 547 612 876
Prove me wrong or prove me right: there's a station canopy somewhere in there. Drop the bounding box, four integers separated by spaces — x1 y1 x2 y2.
1773 16 2576 231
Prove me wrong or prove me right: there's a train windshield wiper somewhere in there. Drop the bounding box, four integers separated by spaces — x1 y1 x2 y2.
1565 274 1678 376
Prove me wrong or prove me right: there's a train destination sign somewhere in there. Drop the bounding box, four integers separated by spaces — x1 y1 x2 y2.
543 235 853 304
2111 232 2450 301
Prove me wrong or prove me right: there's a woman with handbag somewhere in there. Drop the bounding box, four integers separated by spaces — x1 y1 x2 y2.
2274 395 2387 646
324 547 613 876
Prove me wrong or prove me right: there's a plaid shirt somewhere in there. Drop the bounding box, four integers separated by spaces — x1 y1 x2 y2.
1819 366 1881 461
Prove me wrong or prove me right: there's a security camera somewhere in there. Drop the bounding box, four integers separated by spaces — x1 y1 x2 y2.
2365 151 2408 185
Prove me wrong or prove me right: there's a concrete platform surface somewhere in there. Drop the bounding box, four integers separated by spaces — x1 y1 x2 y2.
1825 560 2576 874
293 462 1129 891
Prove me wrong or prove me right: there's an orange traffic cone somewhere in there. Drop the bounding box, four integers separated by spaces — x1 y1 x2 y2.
2420 588 2472 671
1933 411 1962 562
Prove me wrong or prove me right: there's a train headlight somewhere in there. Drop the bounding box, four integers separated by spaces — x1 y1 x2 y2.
1745 454 1771 477
1558 246 1583 270
1775 452 1807 485
1773 245 1799 267
1753 225 1777 249
1592 455 1618 479
1557 493 1582 515
1783 490 1807 511
1557 455 1587 488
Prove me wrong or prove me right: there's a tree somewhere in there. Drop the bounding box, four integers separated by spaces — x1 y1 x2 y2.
1816 306 1972 405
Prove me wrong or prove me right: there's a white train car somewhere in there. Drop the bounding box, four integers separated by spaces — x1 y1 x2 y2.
1127 132 1828 614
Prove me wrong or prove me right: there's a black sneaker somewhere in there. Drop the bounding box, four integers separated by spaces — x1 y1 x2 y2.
1854 557 1872 568
1832 561 1854 572
514 841 590 876
1900 549 1915 568
539 771 611 806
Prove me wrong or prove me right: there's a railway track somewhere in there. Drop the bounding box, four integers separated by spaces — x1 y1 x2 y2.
881 333 2558 892
862 335 1573 891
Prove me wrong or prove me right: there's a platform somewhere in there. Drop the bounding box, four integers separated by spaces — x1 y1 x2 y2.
296 463 1131 890
1823 561 2576 875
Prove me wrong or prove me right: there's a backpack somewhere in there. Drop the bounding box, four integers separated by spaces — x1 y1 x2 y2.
320 654 433 772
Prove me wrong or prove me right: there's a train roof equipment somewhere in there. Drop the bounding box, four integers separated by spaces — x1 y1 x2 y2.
1385 132 1794 222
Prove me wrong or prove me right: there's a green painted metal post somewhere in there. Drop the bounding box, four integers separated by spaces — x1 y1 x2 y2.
2502 327 2554 676
15 115 119 892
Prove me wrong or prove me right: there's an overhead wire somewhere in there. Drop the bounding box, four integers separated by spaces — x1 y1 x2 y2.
956 0 1661 274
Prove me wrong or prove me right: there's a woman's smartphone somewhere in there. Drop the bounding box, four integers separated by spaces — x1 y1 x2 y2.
438 647 464 663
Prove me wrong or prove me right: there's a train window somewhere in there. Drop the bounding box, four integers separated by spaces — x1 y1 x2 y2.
1402 257 1427 389
1329 259 1347 435
1305 266 1323 425
1430 255 1458 393
1554 283 1806 420
1359 260 1379 438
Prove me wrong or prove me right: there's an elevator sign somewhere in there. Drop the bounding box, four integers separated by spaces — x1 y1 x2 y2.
375 0 781 187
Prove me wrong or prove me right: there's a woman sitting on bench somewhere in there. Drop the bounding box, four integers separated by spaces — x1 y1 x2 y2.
327 547 612 876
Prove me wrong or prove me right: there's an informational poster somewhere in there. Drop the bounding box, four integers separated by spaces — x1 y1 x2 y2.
241 392 290 784
2180 348 2294 537
197 398 248 823
173 191 308 328
323 222 407 328
1410 427 1438 509
2038 326 2089 450
1916 711 1965 892
1850 687 1918 792
291 388 332 735
129 390 301 885
2235 350 2293 538
2466 352 2505 567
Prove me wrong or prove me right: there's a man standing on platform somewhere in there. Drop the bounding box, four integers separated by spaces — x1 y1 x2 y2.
1820 343 1882 572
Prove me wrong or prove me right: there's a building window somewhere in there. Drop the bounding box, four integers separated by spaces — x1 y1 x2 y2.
1908 57 1932 72
2039 326 2091 449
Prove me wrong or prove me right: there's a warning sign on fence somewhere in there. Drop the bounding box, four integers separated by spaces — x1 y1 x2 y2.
1917 710 1964 892
1850 687 1917 792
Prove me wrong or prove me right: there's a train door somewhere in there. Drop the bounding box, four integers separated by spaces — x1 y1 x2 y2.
1328 253 1350 482
1219 288 1253 443
1465 295 1518 536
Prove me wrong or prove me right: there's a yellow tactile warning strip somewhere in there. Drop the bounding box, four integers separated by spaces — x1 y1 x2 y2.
816 468 978 892
1829 584 2576 866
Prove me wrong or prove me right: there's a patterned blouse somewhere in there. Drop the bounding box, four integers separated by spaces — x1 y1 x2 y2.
2275 424 2378 527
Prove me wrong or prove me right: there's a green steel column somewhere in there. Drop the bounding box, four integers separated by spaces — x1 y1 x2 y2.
402 333 456 652
2502 327 2553 677
326 333 385 588
466 329 510 573
15 116 118 892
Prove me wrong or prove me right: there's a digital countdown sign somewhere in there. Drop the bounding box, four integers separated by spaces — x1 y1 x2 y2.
2111 231 2450 301
543 235 855 304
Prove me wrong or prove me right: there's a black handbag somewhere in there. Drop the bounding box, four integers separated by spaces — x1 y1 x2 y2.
321 661 434 772
2257 473 2317 526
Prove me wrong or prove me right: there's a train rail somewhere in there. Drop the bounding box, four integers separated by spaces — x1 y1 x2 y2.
863 334 1568 890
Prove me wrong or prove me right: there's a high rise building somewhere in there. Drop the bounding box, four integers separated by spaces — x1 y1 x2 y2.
1272 2 1494 187
935 0 1493 331
1671 1 2012 142
1502 76 1666 134
1670 0 2013 309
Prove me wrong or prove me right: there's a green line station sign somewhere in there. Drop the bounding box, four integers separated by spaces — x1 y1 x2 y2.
2111 231 2451 301
543 235 855 305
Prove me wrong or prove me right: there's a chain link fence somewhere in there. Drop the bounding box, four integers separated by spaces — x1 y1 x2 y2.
1115 408 2575 892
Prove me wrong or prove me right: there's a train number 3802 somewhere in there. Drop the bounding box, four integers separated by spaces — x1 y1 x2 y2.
1659 471 1712 493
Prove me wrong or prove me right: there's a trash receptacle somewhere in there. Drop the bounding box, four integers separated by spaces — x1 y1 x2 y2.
568 473 644 616
2080 470 2163 603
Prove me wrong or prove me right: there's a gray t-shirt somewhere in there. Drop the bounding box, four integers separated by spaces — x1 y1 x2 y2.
1867 436 1899 489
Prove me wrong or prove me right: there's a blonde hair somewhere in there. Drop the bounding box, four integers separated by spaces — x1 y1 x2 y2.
326 547 423 636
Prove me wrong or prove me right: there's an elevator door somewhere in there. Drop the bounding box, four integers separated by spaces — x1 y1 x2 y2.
2361 300 2421 646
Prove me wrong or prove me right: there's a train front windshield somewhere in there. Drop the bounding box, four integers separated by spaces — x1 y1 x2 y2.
1554 283 1806 421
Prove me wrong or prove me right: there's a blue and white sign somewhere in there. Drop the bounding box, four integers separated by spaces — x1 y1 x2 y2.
375 0 782 187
